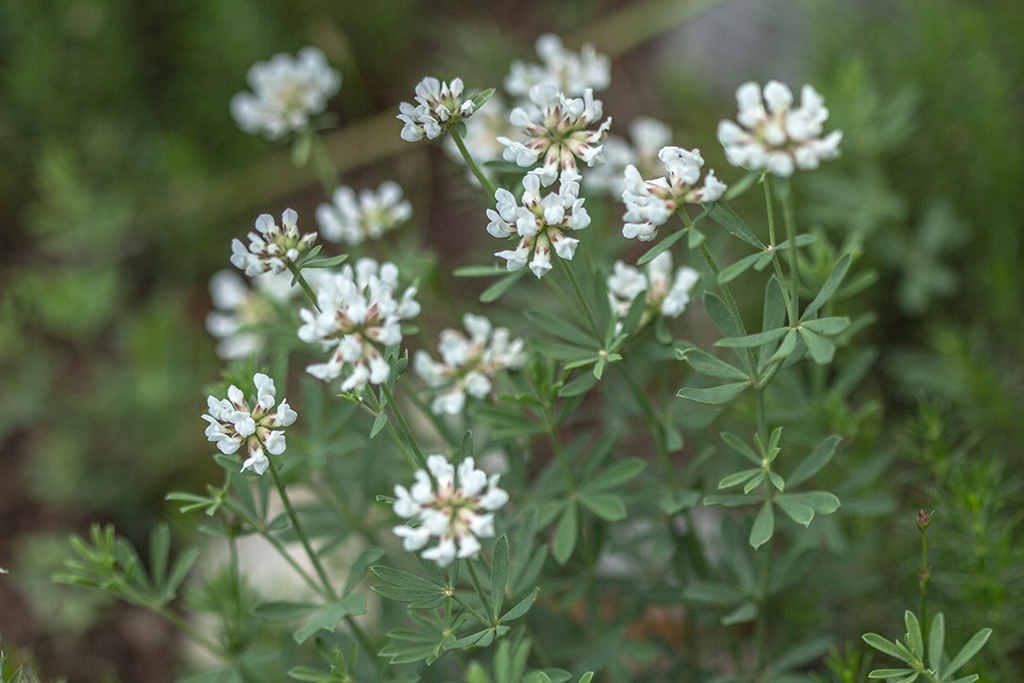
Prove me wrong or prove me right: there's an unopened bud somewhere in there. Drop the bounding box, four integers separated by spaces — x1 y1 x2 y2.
917 509 934 531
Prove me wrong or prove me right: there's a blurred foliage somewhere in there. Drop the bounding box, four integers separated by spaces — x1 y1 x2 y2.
1 0 1022 680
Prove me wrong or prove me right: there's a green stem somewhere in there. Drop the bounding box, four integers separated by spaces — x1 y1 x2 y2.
451 129 499 197
466 560 495 623
546 413 575 493
556 255 603 341
776 178 801 319
696 240 757 377
309 131 339 195
615 362 675 485
381 382 428 469
920 527 929 642
403 383 461 448
364 390 421 471
228 533 243 648
155 604 225 657
267 457 337 600
754 538 773 674
451 592 491 627
287 262 320 312
762 176 798 326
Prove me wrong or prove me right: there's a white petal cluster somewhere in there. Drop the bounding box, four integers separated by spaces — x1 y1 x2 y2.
316 181 412 246
622 147 727 242
392 454 509 566
414 314 527 415
489 169 591 279
230 47 341 140
230 208 318 277
608 252 700 322
498 84 612 186
505 34 610 99
398 77 478 142
297 258 420 392
586 117 673 197
717 81 843 177
202 373 297 475
206 270 297 359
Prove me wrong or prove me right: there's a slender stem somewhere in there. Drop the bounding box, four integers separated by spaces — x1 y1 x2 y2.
542 272 589 331
754 539 773 674
227 533 243 648
762 177 797 326
755 388 769 447
466 561 495 623
615 362 675 485
546 412 575 493
365 390 421 471
451 130 499 197
381 382 428 469
451 593 491 627
696 241 757 378
287 262 320 312
155 604 225 656
920 524 930 642
309 131 339 195
776 178 802 319
403 384 461 448
557 256 603 341
267 457 337 599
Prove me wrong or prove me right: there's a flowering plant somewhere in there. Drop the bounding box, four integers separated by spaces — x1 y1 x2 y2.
52 27 997 683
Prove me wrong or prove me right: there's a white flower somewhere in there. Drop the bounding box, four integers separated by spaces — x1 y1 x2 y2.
498 84 612 186
505 34 610 98
586 117 673 197
230 208 318 277
316 181 412 246
297 258 419 392
397 77 480 142
202 373 297 475
717 81 843 177
391 454 509 566
206 270 298 360
491 169 590 279
414 314 526 415
230 47 341 140
608 252 700 325
621 147 727 242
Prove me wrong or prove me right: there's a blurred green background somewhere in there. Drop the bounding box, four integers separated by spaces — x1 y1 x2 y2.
1 0 1022 680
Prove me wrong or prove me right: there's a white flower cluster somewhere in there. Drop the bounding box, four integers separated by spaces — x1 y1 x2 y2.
230 208 318 277
505 34 610 98
498 84 612 186
206 270 297 359
622 147 727 242
230 47 341 140
202 373 297 475
488 169 590 278
398 77 478 142
392 454 509 566
587 117 673 197
717 81 843 177
297 258 420 392
316 181 412 246
608 252 700 321
414 314 527 415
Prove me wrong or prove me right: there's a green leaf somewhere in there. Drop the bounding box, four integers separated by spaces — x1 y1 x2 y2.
528 338 595 362
799 316 851 335
716 327 789 348
371 565 443 591
721 432 761 465
637 229 687 266
703 291 742 338
787 435 841 488
454 265 507 277
776 496 815 526
803 253 852 319
767 329 798 363
677 347 750 381
683 581 745 604
582 458 647 492
370 411 388 439
552 503 578 565
742 471 767 494
446 628 495 651
722 601 757 625
480 270 527 303
302 254 349 269
287 666 333 683
526 311 597 346
863 633 913 663
501 587 539 622
750 502 775 548
150 524 170 588
867 669 917 680
781 491 841 514
723 170 761 200
718 468 761 490
799 327 836 364
558 370 599 397
688 226 705 248
470 88 496 111
944 628 992 678
490 536 509 620
293 594 367 644
905 611 924 659
703 493 758 507
254 601 321 623
165 547 200 595
579 493 627 521
619 291 648 337
762 277 786 332
928 613 945 674
718 251 771 284
708 202 766 249
677 381 749 405
343 546 385 597
658 489 702 515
